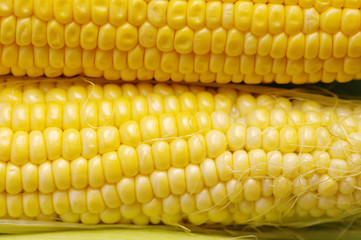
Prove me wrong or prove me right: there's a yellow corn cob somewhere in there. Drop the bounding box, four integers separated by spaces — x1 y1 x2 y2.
0 0 360 83
0 78 359 227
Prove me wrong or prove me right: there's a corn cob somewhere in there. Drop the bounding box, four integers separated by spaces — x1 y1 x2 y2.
0 0 360 83
0 78 359 227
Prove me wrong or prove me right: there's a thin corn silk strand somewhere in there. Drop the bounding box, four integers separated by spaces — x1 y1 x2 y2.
0 77 360 236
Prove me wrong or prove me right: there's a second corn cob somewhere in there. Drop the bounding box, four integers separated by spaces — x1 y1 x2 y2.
0 78 360 226
0 0 360 83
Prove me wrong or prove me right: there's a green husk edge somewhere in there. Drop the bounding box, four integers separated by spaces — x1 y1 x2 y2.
0 218 361 240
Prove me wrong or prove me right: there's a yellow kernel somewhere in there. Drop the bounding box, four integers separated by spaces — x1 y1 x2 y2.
117 145 139 177
179 193 195 214
120 121 141 147
341 9 360 35
249 149 267 177
233 150 250 180
184 164 203 194
128 0 147 26
0 104 12 128
235 1 253 32
279 126 298 153
70 157 88 189
215 151 233 181
38 162 55 193
7 194 23 218
274 176 292 198
174 27 194 54
226 28 243 56
147 93 164 117
16 17 32 46
23 192 40 217
270 33 288 59
120 203 141 220
282 153 298 178
287 33 305 60
258 34 273 56
63 102 80 130
64 22 80 48
88 155 105 188
68 188 87 214
285 6 303 35
245 126 262 151
101 184 121 209
21 162 38 193
211 28 227 54
201 158 219 187
339 176 356 195
53 190 71 215
47 20 64 49
336 193 353 210
116 23 137 51
244 178 262 201
0 163 5 192
101 151 122 183
110 0 127 26
87 188 105 214
167 0 187 29
80 128 97 160
168 167 186 195
348 33 361 58
137 144 154 175
62 129 81 161
147 0 167 27
328 158 348 178
150 170 170 198
227 123 246 150
30 103 46 131
298 192 317 210
318 174 338 197
205 130 227 158
188 134 206 164
97 126 120 154
211 111 230 132
244 32 257 55
139 22 157 49
251 4 268 36
246 107 270 130
268 4 284 34
115 177 135 205
206 1 221 29
10 131 29 165
135 175 153 203
319 31 332 59
39 193 54 215
320 8 341 34
152 140 171 170
222 3 234 29
210 182 228 206
163 194 180 216
176 112 197 136
195 188 213 211
142 198 162 217
52 158 71 190
170 139 189 168
0 0 12 17
2 44 18 67
187 0 205 30
262 128 279 151
159 113 178 138
12 103 30 132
